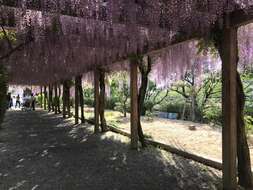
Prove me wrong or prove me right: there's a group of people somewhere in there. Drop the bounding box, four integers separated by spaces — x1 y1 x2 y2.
7 93 21 108
6 92 36 111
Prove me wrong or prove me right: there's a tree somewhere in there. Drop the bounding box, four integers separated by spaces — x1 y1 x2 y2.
170 68 220 122
111 72 130 117
99 69 108 132
143 80 169 115
136 55 152 147
76 75 85 123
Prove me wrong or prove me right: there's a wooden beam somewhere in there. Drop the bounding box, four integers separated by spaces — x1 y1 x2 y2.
231 6 253 28
75 77 79 125
94 70 100 134
130 59 139 149
221 16 238 190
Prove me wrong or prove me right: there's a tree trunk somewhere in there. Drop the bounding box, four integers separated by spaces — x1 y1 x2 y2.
123 99 127 117
43 86 47 110
137 56 152 148
191 94 196 122
75 77 79 124
77 75 85 123
137 72 148 147
237 72 253 189
181 99 187 120
99 70 108 132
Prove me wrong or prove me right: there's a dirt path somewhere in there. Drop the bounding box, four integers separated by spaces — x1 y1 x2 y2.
0 110 221 190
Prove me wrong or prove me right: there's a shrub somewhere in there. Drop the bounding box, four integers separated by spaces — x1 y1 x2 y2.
83 86 94 107
114 100 130 116
106 97 117 110
158 102 191 120
84 98 94 107
203 105 222 125
245 115 253 135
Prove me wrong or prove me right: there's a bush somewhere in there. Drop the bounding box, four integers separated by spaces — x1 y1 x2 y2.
203 105 222 125
106 97 118 110
84 98 94 107
158 102 191 120
114 100 130 115
36 94 43 105
83 86 94 107
245 115 253 135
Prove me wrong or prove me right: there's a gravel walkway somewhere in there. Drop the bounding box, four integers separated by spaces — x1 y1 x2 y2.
0 110 221 190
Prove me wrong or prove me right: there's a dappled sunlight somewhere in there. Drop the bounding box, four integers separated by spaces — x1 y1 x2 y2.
0 110 222 189
8 180 27 190
97 108 224 162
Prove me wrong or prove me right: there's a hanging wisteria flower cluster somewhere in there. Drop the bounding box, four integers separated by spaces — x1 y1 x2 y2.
0 0 253 84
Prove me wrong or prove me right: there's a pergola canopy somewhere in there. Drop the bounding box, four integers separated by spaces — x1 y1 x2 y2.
0 0 253 84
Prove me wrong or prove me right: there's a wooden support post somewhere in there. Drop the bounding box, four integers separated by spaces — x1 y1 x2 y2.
40 86 43 108
75 77 79 124
94 70 100 133
66 82 71 118
54 84 58 114
43 86 47 110
57 85 61 113
48 85 53 112
130 59 139 149
221 16 238 190
62 81 67 118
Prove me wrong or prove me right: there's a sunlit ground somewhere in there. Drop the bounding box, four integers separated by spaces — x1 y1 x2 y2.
76 106 253 167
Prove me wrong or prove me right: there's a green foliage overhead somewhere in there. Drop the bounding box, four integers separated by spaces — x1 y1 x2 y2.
0 30 17 43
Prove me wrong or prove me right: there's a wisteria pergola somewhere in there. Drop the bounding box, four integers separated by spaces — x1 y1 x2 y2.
1 1 253 189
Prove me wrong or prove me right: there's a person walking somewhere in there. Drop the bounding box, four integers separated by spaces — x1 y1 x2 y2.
15 94 21 108
31 93 35 111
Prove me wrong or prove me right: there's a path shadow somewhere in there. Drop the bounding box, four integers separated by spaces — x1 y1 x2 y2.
0 110 222 190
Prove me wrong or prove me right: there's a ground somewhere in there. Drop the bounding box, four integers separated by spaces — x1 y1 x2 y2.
82 107 253 166
0 110 221 190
